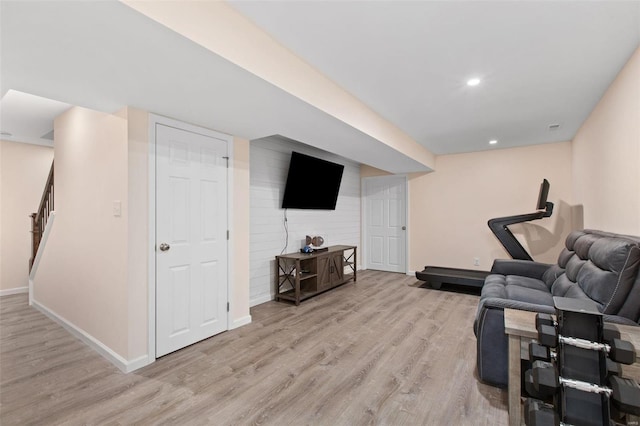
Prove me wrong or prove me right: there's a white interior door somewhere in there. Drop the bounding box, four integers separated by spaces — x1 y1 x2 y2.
364 176 407 273
156 124 228 357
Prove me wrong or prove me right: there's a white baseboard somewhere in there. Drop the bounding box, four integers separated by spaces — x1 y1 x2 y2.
230 315 252 329
0 287 28 297
250 294 273 307
31 299 152 373
407 270 416 276
126 355 153 372
28 279 34 306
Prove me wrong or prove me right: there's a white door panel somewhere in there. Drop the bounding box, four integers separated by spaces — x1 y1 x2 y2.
156 124 229 357
364 176 407 273
371 236 384 266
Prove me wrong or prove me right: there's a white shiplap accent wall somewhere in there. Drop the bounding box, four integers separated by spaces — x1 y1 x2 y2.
250 136 361 306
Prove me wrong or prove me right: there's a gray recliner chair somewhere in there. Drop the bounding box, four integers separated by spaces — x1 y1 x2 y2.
474 229 640 388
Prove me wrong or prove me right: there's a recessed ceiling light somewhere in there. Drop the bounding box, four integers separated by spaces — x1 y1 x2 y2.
489 140 498 145
467 78 481 87
548 123 561 131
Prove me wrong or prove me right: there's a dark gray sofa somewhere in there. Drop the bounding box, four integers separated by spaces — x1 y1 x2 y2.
474 229 640 387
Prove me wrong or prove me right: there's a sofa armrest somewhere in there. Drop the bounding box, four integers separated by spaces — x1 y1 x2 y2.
478 296 557 313
490 259 552 280
475 297 556 334
602 314 640 327
474 298 557 388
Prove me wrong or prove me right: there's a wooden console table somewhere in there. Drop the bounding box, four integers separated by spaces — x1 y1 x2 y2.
275 245 356 305
504 308 640 426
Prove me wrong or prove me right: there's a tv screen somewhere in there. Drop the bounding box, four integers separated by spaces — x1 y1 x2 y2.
536 179 550 210
282 152 345 210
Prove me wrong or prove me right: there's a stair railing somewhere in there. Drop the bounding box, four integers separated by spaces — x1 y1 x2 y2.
30 161 54 271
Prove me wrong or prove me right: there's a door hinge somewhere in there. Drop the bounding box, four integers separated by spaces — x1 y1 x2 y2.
227 302 230 312
222 156 229 168
227 230 230 240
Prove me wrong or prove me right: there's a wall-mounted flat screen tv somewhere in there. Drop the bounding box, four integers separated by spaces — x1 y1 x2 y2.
282 152 345 210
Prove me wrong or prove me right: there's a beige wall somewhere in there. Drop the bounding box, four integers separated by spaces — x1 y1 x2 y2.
34 107 130 357
410 142 576 271
363 142 577 271
124 107 149 359
572 47 640 236
32 106 251 366
0 140 54 292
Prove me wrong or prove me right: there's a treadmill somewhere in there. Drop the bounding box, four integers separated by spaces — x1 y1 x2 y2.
416 179 553 289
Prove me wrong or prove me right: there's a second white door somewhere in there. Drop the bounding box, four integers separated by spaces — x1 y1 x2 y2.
364 176 407 273
156 123 229 357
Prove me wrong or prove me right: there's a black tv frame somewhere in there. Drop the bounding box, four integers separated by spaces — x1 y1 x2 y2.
281 151 345 210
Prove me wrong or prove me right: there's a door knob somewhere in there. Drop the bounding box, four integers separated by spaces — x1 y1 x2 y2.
402 226 406 230
159 243 171 251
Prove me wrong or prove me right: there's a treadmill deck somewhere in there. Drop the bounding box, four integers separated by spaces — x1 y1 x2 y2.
415 266 490 289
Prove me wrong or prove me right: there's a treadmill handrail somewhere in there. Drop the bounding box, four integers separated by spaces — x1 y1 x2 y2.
487 202 554 261
488 211 547 227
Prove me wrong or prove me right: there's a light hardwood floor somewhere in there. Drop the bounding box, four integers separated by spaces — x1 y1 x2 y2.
1 271 507 425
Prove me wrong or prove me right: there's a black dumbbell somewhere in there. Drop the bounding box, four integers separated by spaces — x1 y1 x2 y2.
609 338 636 365
524 369 556 401
524 398 559 426
606 358 622 378
536 313 555 329
524 370 539 399
527 361 560 398
602 324 635 364
603 323 621 344
609 376 640 416
535 313 557 347
530 342 551 363
537 324 557 348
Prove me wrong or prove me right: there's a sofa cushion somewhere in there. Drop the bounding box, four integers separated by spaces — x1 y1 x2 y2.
550 230 640 316
556 247 574 268
542 264 564 287
564 254 587 282
483 274 554 306
578 238 640 314
551 274 594 302
573 232 600 259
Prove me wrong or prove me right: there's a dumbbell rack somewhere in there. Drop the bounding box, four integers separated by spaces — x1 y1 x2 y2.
524 297 640 426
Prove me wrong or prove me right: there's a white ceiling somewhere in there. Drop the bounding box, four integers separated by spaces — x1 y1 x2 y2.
230 1 640 155
0 90 71 146
1 1 639 170
0 0 427 173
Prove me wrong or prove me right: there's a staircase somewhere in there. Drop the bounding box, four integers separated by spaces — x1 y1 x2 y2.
30 161 54 271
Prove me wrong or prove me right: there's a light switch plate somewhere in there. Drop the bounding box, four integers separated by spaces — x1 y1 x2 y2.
113 200 122 217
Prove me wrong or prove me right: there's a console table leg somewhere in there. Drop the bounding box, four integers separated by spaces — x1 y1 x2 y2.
354 247 357 281
295 259 301 305
275 257 280 301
